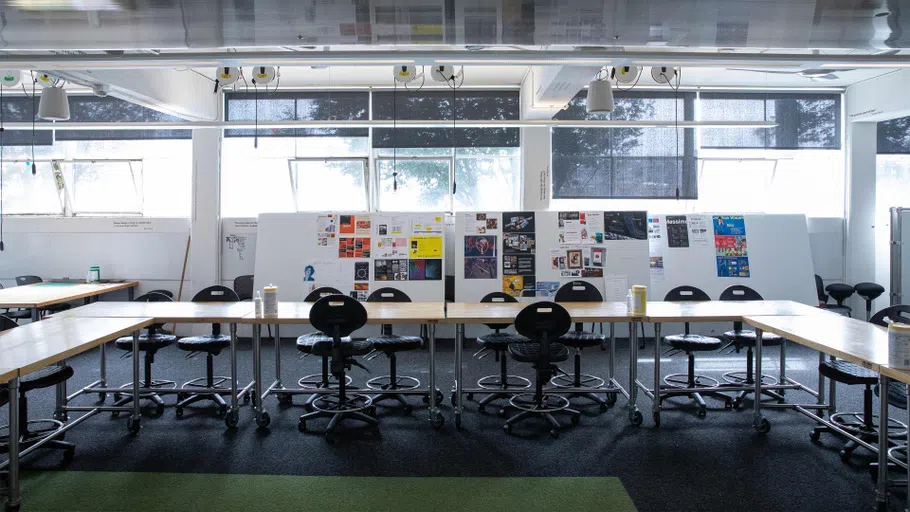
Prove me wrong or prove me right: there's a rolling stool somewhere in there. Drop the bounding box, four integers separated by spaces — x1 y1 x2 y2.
111 292 177 417
0 314 75 463
552 281 612 411
854 282 885 322
878 381 909 464
298 295 377 443
718 285 786 408
657 286 733 423
364 288 430 414
825 283 855 317
468 292 530 412
503 301 580 438
296 288 365 410
175 285 240 422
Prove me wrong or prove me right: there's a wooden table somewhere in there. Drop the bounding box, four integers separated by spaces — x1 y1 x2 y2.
240 302 447 429
0 281 139 321
445 301 639 429
49 301 254 428
0 316 151 512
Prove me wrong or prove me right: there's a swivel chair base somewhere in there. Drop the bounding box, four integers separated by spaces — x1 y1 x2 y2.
0 419 75 462
502 393 580 438
298 394 378 443
112 379 175 417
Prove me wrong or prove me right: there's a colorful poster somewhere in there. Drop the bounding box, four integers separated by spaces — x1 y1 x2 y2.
464 236 497 257
339 215 355 234
503 233 536 254
350 283 369 301
592 247 605 267
464 257 497 279
410 236 443 258
338 237 371 258
503 275 534 297
463 213 499 234
304 261 343 296
409 259 442 280
503 255 535 276
649 256 665 281
603 211 648 240
557 211 583 244
535 281 560 299
316 214 336 246
374 215 408 236
687 214 711 247
354 216 372 235
502 212 535 233
412 214 444 235
648 217 663 246
375 237 409 258
581 211 604 244
666 215 690 248
566 249 583 269
354 261 370 281
374 259 408 281
713 215 750 278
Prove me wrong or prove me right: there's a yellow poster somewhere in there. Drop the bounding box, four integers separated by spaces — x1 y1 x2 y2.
502 276 524 297
409 236 443 258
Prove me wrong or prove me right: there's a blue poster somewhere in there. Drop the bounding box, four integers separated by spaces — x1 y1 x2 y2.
713 215 750 278
716 256 751 278
713 215 747 236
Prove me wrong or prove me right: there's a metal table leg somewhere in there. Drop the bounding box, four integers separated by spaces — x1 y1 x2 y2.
876 374 890 510
629 321 642 425
608 323 615 383
779 339 787 397
7 376 20 512
427 324 443 428
30 308 38 323
653 323 662 424
455 323 464 430
753 328 769 433
225 323 239 428
128 286 135 301
816 352 826 419
828 354 837 417
129 330 141 433
252 322 266 427
274 324 281 391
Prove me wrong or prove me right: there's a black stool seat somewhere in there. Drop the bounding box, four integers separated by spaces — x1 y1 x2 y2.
19 365 74 392
559 331 607 348
4 309 32 320
876 381 909 410
855 282 885 301
177 334 231 354
477 332 528 349
296 333 352 353
664 333 722 352
509 342 569 363
819 360 878 385
723 329 784 347
114 333 177 351
310 339 373 358
365 334 422 352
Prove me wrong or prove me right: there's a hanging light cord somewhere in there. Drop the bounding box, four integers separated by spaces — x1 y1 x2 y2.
451 73 457 194
30 72 35 175
392 79 398 191
661 68 682 200
253 78 259 149
1 82 5 251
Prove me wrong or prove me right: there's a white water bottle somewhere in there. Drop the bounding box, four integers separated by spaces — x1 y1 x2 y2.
626 289 633 313
253 291 263 317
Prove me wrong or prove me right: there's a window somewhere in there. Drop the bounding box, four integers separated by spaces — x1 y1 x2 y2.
376 157 451 212
70 161 142 215
551 90 698 199
291 159 368 212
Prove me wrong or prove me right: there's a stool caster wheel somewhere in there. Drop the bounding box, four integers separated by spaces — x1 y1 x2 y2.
177 393 187 402
277 393 292 406
466 393 474 401
606 393 617 407
754 417 771 434
243 393 251 403
696 407 707 419
630 409 643 426
840 448 854 462
256 412 271 429
298 419 308 432
111 410 120 419
810 430 821 442
430 411 445 429
571 413 580 425
653 411 661 428
63 446 75 463
732 397 743 409
599 402 609 413
478 404 486 413
54 411 68 422
499 408 508 417
455 414 462 430
218 404 228 417
403 404 413 415
724 401 734 409
113 393 122 402
503 424 512 434
549 429 559 439
153 403 165 417
325 432 337 445
175 406 184 418
127 417 141 435
224 409 239 429
450 393 457 407
422 390 443 404
304 402 315 413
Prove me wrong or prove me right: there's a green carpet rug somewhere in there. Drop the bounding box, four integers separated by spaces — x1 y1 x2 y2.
16 471 636 512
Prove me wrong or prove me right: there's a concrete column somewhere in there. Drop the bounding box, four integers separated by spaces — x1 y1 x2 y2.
844 120 877 313
189 128 223 298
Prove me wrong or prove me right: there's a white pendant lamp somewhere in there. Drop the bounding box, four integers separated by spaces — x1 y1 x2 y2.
38 86 70 121
586 79 614 113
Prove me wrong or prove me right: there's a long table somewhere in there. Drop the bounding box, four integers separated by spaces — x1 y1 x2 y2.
0 281 138 321
49 301 254 427
240 302 447 429
0 316 151 512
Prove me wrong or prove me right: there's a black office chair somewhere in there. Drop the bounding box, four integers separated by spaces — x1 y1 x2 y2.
812 305 910 461
854 282 886 322
174 285 239 419
825 282 855 317
232 275 254 301
0 315 76 462
147 289 174 299
7 276 72 320
718 285 785 408
364 288 426 413
658 286 733 421
503 302 580 438
298 295 377 443
552 281 610 411
110 292 177 417
469 292 530 412
297 288 369 410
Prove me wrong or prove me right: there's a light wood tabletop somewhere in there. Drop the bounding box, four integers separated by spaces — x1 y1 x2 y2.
0 317 154 376
445 301 633 324
0 367 17 384
743 314 889 371
0 281 139 309
50 301 252 323
646 300 831 323
241 301 446 325
879 366 910 386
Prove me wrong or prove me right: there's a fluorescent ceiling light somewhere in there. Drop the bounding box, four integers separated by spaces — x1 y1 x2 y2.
9 0 124 10
819 62 910 68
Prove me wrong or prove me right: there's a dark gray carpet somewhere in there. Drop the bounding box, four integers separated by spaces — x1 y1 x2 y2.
7 334 907 512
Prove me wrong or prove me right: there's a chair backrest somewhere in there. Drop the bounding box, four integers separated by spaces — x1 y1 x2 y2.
514 302 572 373
148 289 174 299
870 305 910 327
192 285 239 336
0 315 17 332
305 287 343 302
233 275 254 301
16 275 42 286
719 284 763 302
367 287 411 335
481 292 517 331
309 295 368 340
664 285 711 302
815 275 828 304
134 292 172 332
824 283 855 306
554 281 603 303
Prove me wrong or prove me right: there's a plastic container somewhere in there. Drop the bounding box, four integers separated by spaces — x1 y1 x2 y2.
263 284 278 317
89 266 100 282
888 322 910 369
253 291 264 317
631 285 647 316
